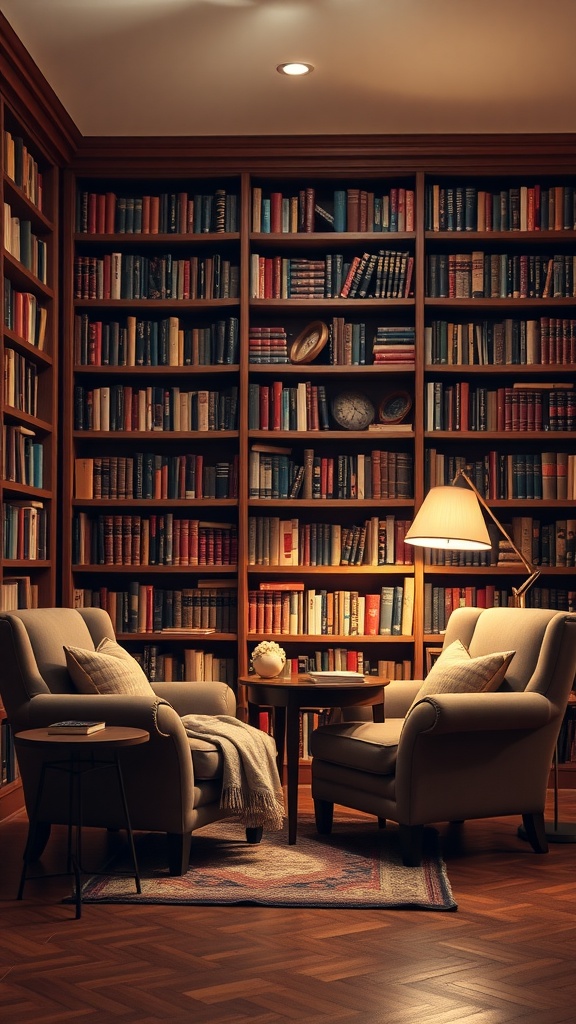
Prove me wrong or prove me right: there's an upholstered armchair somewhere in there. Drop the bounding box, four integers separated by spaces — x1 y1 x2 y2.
0 607 264 875
310 607 576 866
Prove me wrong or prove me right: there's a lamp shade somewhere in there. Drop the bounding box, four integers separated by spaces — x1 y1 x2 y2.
405 485 491 551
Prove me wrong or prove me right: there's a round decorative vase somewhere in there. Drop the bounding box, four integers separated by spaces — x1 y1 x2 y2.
252 652 285 678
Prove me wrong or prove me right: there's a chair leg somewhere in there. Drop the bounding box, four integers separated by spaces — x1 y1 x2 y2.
245 827 263 844
398 824 424 867
167 832 192 875
314 798 334 834
521 812 548 854
377 818 387 829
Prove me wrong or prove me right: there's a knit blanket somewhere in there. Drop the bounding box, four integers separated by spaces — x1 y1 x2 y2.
181 714 285 831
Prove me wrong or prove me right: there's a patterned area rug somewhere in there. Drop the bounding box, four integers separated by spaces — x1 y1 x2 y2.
79 815 457 911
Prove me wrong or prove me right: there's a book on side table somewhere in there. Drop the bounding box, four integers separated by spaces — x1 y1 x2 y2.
48 721 106 735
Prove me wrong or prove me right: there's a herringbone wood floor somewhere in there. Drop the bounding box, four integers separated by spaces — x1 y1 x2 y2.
1 788 576 1024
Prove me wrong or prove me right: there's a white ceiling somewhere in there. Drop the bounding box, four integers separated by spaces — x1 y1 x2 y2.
3 0 576 138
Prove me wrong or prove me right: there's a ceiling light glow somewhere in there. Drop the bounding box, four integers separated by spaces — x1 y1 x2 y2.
277 62 314 76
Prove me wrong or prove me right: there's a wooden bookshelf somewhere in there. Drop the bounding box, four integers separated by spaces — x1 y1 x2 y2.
0 12 79 818
60 172 243 688
60 142 576 768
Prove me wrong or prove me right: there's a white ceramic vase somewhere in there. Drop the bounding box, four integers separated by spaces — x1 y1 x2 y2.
252 652 285 678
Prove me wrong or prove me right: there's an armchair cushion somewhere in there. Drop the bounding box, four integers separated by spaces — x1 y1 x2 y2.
64 637 155 697
187 737 223 780
409 639 515 710
310 720 402 775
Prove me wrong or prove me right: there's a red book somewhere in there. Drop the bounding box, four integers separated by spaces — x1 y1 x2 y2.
364 594 380 635
270 192 283 233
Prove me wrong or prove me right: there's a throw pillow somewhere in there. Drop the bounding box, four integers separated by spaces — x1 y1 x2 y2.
65 637 155 697
409 639 515 710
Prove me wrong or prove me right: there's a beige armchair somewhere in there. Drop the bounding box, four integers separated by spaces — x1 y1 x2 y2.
310 607 576 865
0 607 263 875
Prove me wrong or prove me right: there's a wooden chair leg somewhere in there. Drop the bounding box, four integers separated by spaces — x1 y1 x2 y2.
521 812 548 854
167 832 192 875
314 798 334 834
377 817 387 829
246 827 263 844
398 824 424 867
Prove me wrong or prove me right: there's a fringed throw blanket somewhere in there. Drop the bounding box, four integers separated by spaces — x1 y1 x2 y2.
181 714 285 831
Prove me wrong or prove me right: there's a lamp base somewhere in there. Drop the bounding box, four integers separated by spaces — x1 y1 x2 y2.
517 822 576 845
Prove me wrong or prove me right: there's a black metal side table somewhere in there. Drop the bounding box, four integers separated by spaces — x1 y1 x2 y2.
14 726 149 918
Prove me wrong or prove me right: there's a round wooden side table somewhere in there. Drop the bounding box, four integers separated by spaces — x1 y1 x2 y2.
240 675 389 844
14 726 150 919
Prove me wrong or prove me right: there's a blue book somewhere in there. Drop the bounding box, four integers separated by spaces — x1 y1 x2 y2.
261 198 271 233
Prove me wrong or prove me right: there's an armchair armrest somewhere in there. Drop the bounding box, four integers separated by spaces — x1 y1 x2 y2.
404 691 552 737
152 680 236 717
25 692 180 736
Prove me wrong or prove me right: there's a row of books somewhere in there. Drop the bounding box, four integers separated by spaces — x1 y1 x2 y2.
509 515 576 567
3 203 47 283
74 454 238 500
425 316 576 366
250 249 413 300
74 313 239 366
425 584 576 634
4 281 48 350
526 588 576 612
424 584 512 634
3 500 48 561
425 381 575 432
73 253 240 301
72 513 237 567
73 384 239 432
248 320 415 367
3 424 43 489
425 182 576 233
426 252 576 299
248 380 330 432
3 348 38 416
73 581 238 633
251 185 415 234
248 446 413 500
247 515 413 567
425 449 576 501
247 579 415 637
0 575 38 610
132 647 236 686
76 188 238 235
4 128 43 210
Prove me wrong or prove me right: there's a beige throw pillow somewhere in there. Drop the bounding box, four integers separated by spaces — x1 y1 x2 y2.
409 639 515 710
65 637 154 696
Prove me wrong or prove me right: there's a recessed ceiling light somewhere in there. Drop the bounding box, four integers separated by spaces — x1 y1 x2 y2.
277 63 314 76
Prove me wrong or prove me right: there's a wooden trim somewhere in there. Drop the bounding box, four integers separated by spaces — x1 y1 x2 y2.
0 11 81 164
72 133 576 177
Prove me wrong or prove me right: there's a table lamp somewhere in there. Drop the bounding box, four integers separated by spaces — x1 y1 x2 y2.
404 467 540 607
